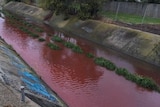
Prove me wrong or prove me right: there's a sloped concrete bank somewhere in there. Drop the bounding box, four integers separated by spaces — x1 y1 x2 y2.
0 37 68 107
3 2 160 66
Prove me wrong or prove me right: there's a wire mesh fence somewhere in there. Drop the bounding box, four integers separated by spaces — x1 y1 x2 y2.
103 1 160 24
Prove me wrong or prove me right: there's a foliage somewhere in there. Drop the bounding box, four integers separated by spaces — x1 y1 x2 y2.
86 53 94 58
35 27 44 33
94 57 116 71
72 45 83 53
64 41 83 53
38 38 45 42
45 0 106 20
47 43 61 50
64 41 75 48
116 68 160 92
52 35 63 42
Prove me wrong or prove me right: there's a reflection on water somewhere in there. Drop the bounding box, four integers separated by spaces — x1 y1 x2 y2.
0 17 160 107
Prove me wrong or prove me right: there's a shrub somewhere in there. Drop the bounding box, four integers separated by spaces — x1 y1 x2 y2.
47 43 60 50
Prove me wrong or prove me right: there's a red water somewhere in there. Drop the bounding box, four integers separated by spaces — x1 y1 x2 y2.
0 18 160 107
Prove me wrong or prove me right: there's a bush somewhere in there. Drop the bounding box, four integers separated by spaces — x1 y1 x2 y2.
47 43 61 50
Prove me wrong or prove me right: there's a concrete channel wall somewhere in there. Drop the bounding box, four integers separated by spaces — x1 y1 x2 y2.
3 1 160 67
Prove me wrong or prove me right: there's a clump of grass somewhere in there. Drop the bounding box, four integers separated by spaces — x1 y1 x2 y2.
29 33 39 38
38 38 45 42
64 41 75 48
64 41 83 53
47 34 52 36
86 53 94 58
47 43 61 50
52 35 63 42
115 68 160 92
72 45 83 53
94 57 116 71
35 27 43 32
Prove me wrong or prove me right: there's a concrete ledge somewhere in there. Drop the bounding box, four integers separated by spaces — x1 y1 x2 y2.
3 1 50 24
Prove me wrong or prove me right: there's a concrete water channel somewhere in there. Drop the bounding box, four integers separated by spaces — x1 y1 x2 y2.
0 5 67 107
1 2 160 107
0 38 67 107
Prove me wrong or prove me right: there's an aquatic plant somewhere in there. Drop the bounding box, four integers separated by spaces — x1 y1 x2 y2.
38 38 45 42
116 68 160 92
86 53 94 58
94 57 116 71
72 45 83 53
64 41 75 48
29 33 39 38
52 35 63 42
64 41 83 53
35 27 43 33
47 43 61 50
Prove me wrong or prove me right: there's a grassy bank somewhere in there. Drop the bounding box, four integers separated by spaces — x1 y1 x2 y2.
101 11 160 24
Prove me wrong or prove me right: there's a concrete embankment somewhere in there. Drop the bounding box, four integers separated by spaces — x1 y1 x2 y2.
0 38 67 107
3 2 160 66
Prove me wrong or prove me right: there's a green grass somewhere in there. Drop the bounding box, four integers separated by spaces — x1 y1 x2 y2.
86 53 94 58
101 11 160 24
94 57 116 71
52 35 63 42
38 38 45 42
64 41 83 53
47 43 61 50
116 68 160 92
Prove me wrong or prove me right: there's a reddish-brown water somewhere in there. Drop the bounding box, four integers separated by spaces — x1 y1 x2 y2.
0 18 160 107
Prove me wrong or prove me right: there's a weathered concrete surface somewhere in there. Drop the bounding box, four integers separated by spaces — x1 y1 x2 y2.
3 1 50 24
0 39 39 107
0 38 67 107
3 1 160 67
48 15 160 66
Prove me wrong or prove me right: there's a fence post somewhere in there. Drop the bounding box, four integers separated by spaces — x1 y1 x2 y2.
141 5 148 24
115 2 120 21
